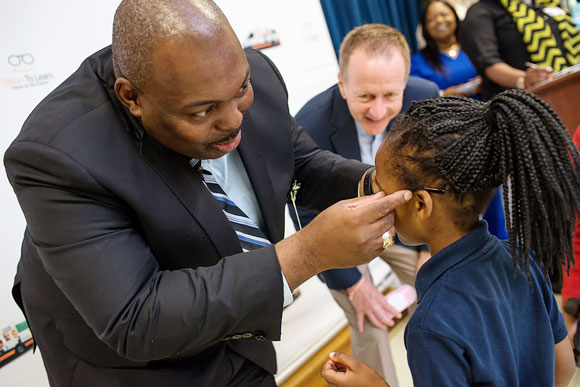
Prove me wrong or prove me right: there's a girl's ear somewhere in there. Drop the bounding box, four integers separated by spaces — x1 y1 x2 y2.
414 190 434 220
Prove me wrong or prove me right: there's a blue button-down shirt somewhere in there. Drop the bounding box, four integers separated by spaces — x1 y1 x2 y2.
198 151 293 306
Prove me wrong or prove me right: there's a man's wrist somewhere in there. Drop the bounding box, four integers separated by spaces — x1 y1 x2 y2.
276 232 320 291
347 277 365 297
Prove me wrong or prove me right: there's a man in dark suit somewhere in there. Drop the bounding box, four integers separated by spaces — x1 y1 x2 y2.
290 24 439 386
3 1 412 386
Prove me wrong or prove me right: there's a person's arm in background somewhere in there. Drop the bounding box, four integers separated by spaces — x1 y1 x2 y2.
555 336 576 387
439 76 481 97
408 48 481 97
345 276 401 332
459 3 504 80
484 62 552 90
460 3 552 91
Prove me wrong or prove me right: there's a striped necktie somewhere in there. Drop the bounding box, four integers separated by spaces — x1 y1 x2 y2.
195 163 271 252
192 160 302 304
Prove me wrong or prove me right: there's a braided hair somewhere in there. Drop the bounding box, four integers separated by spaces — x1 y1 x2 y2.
385 89 580 280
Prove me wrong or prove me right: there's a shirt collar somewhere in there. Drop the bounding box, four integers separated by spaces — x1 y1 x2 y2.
415 220 493 303
354 121 387 142
355 121 374 142
355 121 387 164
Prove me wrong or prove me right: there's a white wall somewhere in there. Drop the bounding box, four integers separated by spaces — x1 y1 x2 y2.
217 0 338 114
0 0 337 327
0 0 122 325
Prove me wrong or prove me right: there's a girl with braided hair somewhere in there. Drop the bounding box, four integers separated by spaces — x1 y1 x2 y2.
321 89 579 387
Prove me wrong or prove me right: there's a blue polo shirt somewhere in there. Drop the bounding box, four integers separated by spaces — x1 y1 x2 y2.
405 221 567 386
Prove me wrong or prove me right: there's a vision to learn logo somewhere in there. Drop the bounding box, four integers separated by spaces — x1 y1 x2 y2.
8 53 35 68
2 52 54 90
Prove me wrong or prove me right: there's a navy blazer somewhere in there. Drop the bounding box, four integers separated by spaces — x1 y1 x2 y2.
291 76 440 290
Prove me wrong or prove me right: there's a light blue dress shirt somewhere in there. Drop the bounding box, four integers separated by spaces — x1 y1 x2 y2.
201 151 294 306
355 121 386 165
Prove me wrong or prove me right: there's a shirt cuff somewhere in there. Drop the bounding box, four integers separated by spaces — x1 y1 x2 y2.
282 271 294 307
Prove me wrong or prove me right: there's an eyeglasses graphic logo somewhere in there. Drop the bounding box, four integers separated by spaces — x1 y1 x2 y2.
8 54 35 67
2 52 53 90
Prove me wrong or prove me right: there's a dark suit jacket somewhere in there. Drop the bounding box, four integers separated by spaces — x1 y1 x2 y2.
4 47 368 386
291 77 440 290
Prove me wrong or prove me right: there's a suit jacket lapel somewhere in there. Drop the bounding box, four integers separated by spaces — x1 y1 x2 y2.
236 111 280 243
139 133 243 258
328 88 362 161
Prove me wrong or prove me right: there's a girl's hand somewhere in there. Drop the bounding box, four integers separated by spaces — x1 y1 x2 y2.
320 352 390 387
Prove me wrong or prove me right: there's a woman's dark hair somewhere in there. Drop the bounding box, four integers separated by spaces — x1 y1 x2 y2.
385 89 580 280
420 0 461 73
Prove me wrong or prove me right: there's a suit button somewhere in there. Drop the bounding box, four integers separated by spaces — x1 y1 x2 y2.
242 332 253 339
221 335 231 341
255 335 266 341
232 334 243 340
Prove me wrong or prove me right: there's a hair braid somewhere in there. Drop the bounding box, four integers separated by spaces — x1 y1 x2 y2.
494 91 580 275
386 89 580 278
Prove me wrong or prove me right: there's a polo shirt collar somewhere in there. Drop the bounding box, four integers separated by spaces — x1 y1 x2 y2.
415 220 492 303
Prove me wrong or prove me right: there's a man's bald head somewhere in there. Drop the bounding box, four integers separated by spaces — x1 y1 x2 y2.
112 0 230 89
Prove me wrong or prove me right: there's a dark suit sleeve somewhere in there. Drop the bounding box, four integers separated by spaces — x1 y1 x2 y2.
5 141 284 362
319 269 362 290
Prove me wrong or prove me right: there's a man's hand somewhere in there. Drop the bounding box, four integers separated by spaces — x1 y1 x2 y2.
321 351 390 387
276 190 412 290
347 277 401 332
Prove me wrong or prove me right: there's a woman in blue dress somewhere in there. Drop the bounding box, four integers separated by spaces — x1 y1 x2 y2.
411 0 481 98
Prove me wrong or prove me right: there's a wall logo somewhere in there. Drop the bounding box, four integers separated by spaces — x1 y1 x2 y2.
2 52 54 90
8 53 35 69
